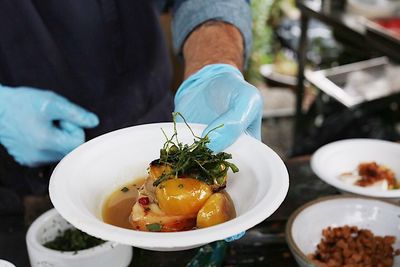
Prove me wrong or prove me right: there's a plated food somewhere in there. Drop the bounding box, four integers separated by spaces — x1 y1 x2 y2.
49 121 288 250
103 113 238 232
311 139 400 199
339 162 398 190
309 225 400 267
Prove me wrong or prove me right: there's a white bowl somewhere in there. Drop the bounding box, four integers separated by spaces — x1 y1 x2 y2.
26 209 132 267
311 139 400 199
49 123 289 251
0 260 16 267
286 196 400 267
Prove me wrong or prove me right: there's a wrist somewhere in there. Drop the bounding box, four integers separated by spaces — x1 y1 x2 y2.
183 21 244 79
194 64 243 79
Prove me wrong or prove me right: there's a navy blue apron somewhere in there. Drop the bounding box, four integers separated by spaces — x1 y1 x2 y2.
0 0 173 195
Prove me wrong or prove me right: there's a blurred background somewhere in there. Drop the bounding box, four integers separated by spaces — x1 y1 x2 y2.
247 0 400 159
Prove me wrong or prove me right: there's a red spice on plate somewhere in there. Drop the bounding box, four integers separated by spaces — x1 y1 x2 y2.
138 197 150 206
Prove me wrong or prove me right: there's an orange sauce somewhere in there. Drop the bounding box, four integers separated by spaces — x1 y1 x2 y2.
102 178 144 229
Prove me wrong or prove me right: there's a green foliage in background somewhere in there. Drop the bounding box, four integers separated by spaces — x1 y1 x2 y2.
246 0 298 84
245 0 274 84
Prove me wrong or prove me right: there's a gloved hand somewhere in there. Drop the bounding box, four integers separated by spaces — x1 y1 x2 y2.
0 85 99 167
174 64 263 152
174 64 263 242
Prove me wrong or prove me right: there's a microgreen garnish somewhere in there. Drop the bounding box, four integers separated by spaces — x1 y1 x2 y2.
43 228 105 252
120 187 129 193
152 112 239 190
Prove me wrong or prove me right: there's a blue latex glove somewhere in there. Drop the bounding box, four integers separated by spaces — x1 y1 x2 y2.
186 241 227 267
174 64 263 152
174 64 263 242
0 85 99 166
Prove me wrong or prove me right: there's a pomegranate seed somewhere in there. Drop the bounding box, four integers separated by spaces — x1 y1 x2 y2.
138 197 149 206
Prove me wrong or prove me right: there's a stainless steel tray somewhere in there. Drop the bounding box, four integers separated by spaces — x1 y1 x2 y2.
305 57 400 107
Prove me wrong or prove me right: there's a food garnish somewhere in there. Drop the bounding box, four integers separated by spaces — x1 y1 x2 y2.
145 223 162 232
120 186 129 193
126 113 237 232
152 112 239 191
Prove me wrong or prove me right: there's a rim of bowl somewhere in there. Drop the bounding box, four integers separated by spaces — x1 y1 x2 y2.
0 260 16 267
285 195 400 265
311 138 400 198
26 208 118 259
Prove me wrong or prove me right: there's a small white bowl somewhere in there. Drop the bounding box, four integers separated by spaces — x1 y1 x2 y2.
0 260 16 267
49 123 289 251
26 209 132 267
311 139 400 200
286 196 400 267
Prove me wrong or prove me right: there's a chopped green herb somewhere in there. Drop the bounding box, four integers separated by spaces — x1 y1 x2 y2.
178 184 184 189
146 223 162 232
43 228 105 252
121 187 129 193
152 112 239 190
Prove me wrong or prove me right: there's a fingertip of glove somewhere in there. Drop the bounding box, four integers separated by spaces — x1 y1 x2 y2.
55 128 86 154
204 130 232 153
83 113 99 128
225 231 245 242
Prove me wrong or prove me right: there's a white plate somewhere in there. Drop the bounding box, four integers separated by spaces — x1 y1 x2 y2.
49 123 289 251
311 138 400 199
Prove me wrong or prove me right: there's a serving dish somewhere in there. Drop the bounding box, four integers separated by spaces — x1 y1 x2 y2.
311 138 400 199
49 123 289 251
26 208 132 267
286 195 400 267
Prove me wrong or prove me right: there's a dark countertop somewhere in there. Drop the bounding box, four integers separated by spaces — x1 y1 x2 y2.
0 156 339 267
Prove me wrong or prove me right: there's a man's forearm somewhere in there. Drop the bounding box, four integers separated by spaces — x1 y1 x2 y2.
183 21 244 79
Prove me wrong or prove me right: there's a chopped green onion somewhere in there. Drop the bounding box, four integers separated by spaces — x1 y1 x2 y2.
121 187 129 193
146 223 162 232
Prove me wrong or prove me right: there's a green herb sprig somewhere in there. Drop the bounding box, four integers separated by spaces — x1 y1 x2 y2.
152 112 239 189
43 228 105 252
